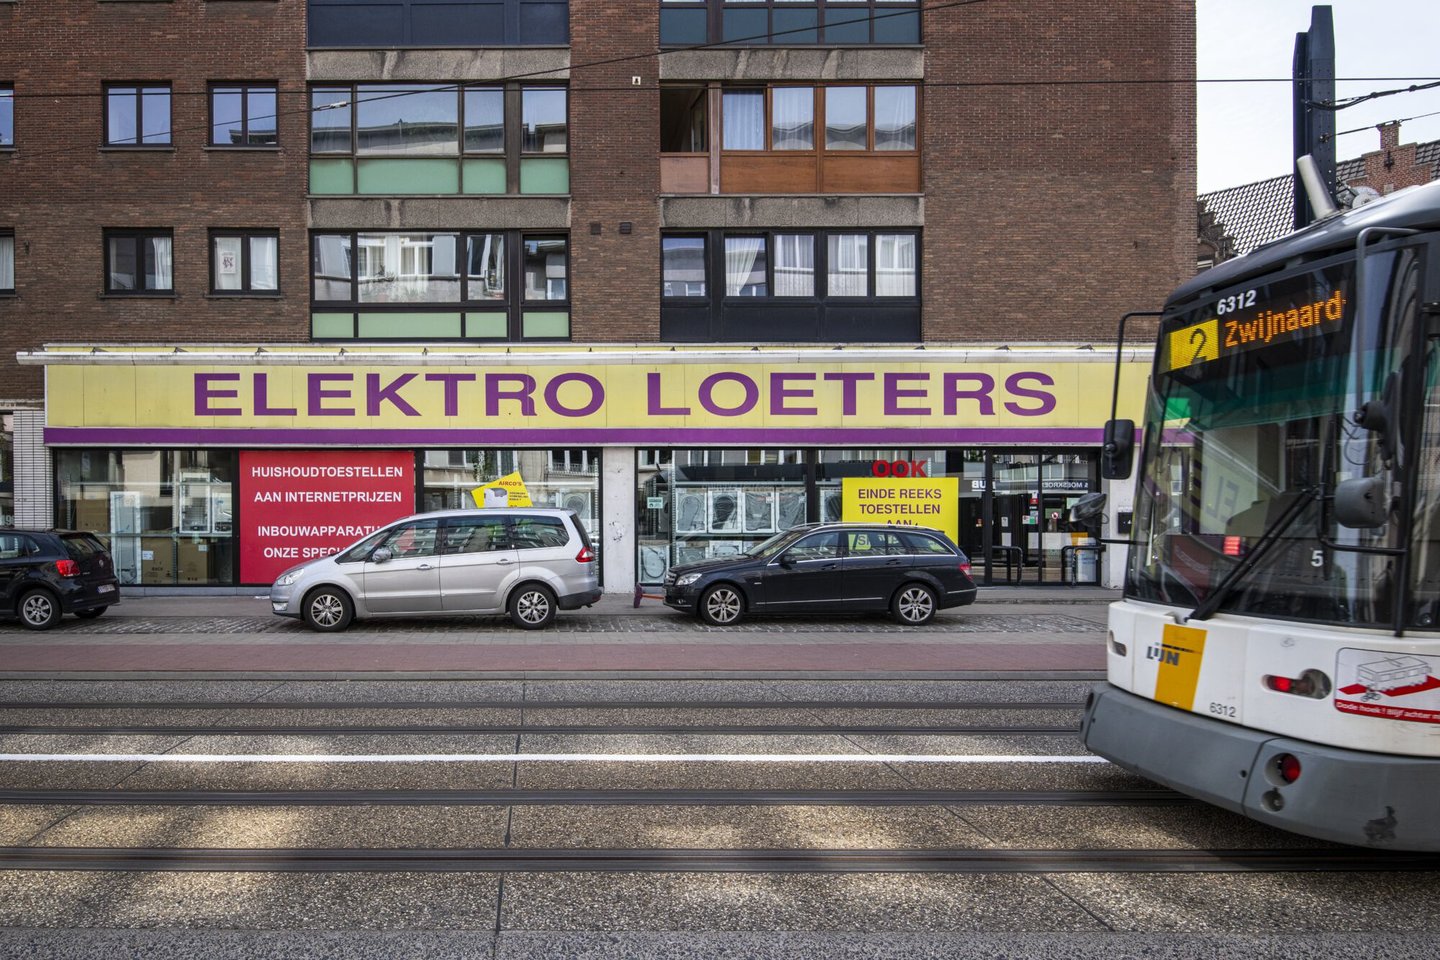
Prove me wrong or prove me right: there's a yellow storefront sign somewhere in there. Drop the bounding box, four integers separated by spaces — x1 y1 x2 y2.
841 477 959 543
472 471 533 508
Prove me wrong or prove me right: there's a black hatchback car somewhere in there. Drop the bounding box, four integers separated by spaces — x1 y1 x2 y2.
0 529 120 630
664 522 977 626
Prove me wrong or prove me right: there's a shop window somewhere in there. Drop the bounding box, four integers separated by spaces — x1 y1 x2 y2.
309 0 569 47
209 84 278 147
311 230 568 341
664 83 919 193
210 230 279 295
105 84 171 146
0 86 12 147
661 229 918 342
420 448 601 548
309 83 568 196
659 1 920 46
55 449 237 587
104 229 173 294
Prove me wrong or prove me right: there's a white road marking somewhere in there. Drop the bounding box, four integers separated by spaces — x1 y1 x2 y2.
0 752 1108 765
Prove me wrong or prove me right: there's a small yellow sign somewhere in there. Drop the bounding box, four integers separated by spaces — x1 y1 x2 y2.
1153 622 1208 711
472 471 533 508
841 477 959 544
1167 319 1220 370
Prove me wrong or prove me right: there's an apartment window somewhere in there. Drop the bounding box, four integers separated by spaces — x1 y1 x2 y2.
105 230 173 294
311 231 569 340
0 87 12 147
210 84 278 147
105 85 171 146
0 232 14 293
661 229 919 342
211 230 279 295
722 85 915 153
309 83 569 196
659 0 920 47
309 0 569 48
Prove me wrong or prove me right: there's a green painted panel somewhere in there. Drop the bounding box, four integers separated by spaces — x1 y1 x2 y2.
462 158 508 195
465 312 509 338
520 158 570 195
309 159 355 195
311 313 356 339
522 310 570 339
358 312 463 339
357 159 460 195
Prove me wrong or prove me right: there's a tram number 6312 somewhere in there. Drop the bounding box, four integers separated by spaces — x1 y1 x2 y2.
1215 290 1258 315
1209 702 1237 718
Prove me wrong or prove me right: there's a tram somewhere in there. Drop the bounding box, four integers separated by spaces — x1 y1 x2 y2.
1080 174 1440 849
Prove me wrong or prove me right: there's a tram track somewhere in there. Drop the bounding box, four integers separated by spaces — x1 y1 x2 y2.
0 723 1082 736
0 699 1090 712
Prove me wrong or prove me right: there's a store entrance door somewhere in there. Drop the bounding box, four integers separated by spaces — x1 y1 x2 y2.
985 452 1099 584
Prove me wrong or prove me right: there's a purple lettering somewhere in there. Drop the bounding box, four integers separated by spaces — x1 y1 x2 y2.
1004 372 1057 417
425 373 476 417
822 372 876 416
647 372 691 416
485 374 538 417
308 373 356 417
770 372 818 416
545 373 605 418
884 372 931 416
943 373 996 417
366 373 420 417
699 372 759 417
195 373 242 416
253 373 297 417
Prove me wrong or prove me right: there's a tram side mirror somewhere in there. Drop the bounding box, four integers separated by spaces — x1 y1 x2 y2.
1069 491 1108 525
1334 476 1390 529
1101 419 1135 480
1355 372 1401 463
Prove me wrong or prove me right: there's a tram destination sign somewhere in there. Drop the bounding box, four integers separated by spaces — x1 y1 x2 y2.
1163 276 1349 373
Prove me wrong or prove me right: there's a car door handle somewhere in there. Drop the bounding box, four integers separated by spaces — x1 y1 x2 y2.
496 558 513 564
417 563 433 570
886 558 904 565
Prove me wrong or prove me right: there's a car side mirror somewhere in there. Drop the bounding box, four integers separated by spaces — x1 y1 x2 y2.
371 546 393 564
778 553 795 568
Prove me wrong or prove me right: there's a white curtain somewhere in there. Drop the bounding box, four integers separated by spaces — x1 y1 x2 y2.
249 235 278 291
149 236 172 291
773 234 813 297
725 237 766 296
875 234 916 296
722 90 765 150
770 87 814 150
213 236 243 291
0 236 13 290
875 86 917 151
827 234 867 297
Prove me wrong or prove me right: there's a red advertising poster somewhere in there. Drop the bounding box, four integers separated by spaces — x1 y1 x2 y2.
239 450 415 584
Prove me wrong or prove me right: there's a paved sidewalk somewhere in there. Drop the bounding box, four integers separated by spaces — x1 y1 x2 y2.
0 587 1120 679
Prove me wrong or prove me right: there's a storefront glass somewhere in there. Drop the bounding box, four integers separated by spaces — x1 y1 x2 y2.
55 450 237 586
636 448 807 584
0 416 12 526
420 448 601 543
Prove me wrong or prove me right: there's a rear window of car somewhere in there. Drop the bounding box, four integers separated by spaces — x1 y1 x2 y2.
900 531 957 555
510 516 569 549
62 534 107 559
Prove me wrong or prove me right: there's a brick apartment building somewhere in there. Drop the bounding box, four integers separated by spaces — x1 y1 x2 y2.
0 0 1196 593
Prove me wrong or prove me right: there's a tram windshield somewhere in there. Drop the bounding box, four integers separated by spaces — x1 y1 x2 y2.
1126 247 1432 628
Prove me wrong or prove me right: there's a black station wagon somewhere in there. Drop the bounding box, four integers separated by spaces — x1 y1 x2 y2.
0 529 120 630
664 522 977 626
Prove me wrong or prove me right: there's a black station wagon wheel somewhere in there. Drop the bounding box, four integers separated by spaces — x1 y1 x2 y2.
509 583 557 629
17 589 61 630
303 587 354 632
891 583 937 626
699 584 745 626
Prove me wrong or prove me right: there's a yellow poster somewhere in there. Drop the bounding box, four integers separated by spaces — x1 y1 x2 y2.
841 477 959 544
472 471 533 508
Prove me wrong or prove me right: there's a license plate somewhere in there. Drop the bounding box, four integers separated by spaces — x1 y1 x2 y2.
97 584 115 594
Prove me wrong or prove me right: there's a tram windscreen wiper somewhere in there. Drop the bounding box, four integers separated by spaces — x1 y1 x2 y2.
1186 487 1319 623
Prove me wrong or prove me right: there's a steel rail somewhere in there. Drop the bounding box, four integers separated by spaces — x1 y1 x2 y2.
0 845 1432 874
0 787 1187 807
0 724 1081 736
0 699 1089 712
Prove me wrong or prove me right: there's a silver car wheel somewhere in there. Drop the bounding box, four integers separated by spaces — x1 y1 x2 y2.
895 585 936 624
516 590 551 624
20 591 57 629
309 593 346 629
702 586 742 625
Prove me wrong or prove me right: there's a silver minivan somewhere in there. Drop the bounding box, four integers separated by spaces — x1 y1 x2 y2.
269 508 601 631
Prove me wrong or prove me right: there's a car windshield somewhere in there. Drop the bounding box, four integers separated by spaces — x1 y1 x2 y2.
744 529 807 558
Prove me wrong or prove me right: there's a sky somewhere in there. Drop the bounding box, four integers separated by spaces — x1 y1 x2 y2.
1197 0 1440 193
